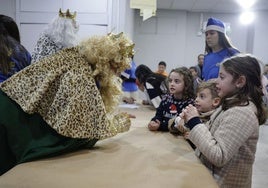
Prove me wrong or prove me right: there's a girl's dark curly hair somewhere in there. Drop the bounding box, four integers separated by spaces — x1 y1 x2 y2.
169 67 195 100
221 54 267 125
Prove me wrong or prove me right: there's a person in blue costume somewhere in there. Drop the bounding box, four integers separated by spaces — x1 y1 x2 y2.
148 67 195 131
121 55 138 104
0 15 31 82
202 17 240 81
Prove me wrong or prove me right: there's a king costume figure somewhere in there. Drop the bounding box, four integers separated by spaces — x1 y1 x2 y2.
31 9 79 63
0 32 135 175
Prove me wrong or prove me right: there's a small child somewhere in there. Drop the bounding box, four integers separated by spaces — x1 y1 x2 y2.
148 67 195 131
182 54 267 187
168 80 220 149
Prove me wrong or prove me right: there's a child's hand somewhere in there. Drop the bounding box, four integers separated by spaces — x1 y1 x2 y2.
148 119 160 131
123 97 136 104
182 104 199 122
183 131 190 139
142 100 150 105
177 123 189 134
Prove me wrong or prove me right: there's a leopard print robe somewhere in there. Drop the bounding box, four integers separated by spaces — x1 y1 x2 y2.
31 34 65 63
0 47 131 139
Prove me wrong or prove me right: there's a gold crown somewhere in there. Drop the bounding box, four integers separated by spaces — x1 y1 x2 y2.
108 32 135 57
59 8 76 19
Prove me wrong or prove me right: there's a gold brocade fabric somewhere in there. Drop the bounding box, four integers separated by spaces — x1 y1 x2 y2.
0 47 130 139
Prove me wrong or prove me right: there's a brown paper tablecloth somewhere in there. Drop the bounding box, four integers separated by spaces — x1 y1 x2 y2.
0 104 218 188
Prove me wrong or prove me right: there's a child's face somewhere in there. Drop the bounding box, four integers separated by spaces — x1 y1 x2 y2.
195 88 218 113
168 72 185 98
216 66 237 98
158 65 166 73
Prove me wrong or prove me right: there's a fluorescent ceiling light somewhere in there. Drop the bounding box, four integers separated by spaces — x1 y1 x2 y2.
240 11 254 24
236 0 256 9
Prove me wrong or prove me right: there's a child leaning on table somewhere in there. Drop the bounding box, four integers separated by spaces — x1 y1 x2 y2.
148 67 195 131
168 80 221 149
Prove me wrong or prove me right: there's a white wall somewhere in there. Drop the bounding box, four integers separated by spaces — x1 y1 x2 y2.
0 0 15 18
1 0 267 68
133 9 268 72
253 11 268 64
111 0 135 39
133 10 188 72
16 0 112 53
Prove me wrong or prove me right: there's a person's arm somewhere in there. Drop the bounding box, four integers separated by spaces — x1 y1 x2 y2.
189 106 258 167
150 100 168 131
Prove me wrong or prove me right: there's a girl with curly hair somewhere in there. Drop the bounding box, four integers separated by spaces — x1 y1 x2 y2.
148 67 195 131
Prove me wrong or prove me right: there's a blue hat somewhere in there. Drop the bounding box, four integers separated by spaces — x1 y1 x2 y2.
205 17 225 33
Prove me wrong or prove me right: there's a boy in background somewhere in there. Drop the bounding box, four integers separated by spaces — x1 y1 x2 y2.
155 61 168 77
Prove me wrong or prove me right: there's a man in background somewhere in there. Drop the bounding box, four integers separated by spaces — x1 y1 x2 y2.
195 54 204 79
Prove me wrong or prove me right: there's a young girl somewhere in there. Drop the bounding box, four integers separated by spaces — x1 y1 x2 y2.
182 55 267 187
148 67 195 131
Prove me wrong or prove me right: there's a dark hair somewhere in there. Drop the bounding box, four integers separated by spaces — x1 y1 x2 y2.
135 64 154 84
169 67 195 100
221 55 267 124
0 24 13 75
197 54 204 59
135 64 167 84
205 31 238 54
0 23 29 75
189 66 198 72
0 15 20 42
158 61 166 67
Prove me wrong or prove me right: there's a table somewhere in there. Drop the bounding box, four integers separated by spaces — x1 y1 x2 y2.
0 104 218 188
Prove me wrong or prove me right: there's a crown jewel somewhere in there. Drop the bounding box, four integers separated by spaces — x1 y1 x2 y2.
108 32 135 57
59 9 76 20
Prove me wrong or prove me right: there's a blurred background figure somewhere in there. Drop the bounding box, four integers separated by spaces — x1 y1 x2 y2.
189 66 202 95
135 64 168 108
195 54 204 79
155 61 168 77
121 55 138 104
0 15 31 82
31 9 79 63
0 14 21 42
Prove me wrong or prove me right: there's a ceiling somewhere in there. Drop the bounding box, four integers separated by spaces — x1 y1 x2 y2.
157 0 268 13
